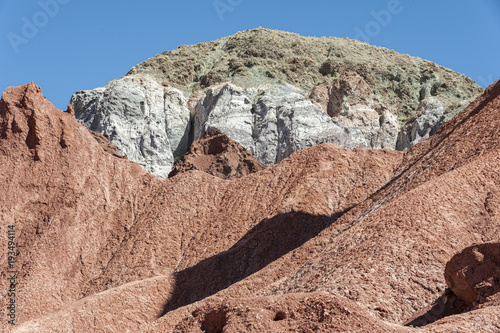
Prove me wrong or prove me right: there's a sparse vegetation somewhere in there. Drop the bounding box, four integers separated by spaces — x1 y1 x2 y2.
127 28 483 126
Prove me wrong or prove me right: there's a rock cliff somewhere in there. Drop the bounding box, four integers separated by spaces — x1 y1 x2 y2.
71 74 190 178
194 83 367 166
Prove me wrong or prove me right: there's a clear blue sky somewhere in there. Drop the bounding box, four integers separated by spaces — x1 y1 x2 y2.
1 0 499 110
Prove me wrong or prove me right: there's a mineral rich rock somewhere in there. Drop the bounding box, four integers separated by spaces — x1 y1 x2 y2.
194 83 367 167
72 78 368 174
327 71 400 148
163 87 192 157
169 129 265 180
193 83 255 151
71 29 484 176
2 81 500 332
445 243 500 305
396 97 446 150
252 84 367 166
70 74 191 178
71 78 367 176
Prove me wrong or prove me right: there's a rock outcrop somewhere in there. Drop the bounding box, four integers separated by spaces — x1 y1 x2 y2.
193 83 255 152
3 81 500 332
194 83 367 167
445 243 500 305
70 29 484 178
396 97 446 150
73 80 368 175
327 71 400 148
70 74 191 178
169 129 264 180
252 84 367 166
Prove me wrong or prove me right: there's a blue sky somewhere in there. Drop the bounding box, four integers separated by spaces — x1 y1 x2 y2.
1 0 499 110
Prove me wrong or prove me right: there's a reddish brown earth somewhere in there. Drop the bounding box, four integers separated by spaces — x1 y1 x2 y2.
169 129 265 180
0 81 499 332
445 243 500 306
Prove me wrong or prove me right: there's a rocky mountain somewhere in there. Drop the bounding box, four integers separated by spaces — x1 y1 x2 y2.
71 29 483 177
1 77 499 332
71 75 191 178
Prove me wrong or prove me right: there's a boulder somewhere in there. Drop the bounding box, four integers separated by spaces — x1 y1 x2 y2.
445 243 500 305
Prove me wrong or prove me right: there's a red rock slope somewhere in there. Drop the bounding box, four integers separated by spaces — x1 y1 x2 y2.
168 129 265 180
0 81 499 332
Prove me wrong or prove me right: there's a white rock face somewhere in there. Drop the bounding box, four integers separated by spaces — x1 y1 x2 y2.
327 71 400 149
74 75 441 178
194 84 255 152
164 88 192 156
253 85 366 166
70 75 191 178
396 97 446 150
193 84 367 167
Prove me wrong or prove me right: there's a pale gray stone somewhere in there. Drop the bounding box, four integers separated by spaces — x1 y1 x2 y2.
253 85 367 166
193 84 367 167
70 75 190 178
164 87 191 157
193 84 255 152
396 97 446 150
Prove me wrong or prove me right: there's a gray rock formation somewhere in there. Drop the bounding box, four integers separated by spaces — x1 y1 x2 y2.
69 75 455 178
252 85 366 166
193 84 255 152
70 75 190 178
326 71 400 149
193 84 367 167
396 97 446 150
164 88 192 157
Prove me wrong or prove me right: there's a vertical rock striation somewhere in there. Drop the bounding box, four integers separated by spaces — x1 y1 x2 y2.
70 75 190 178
